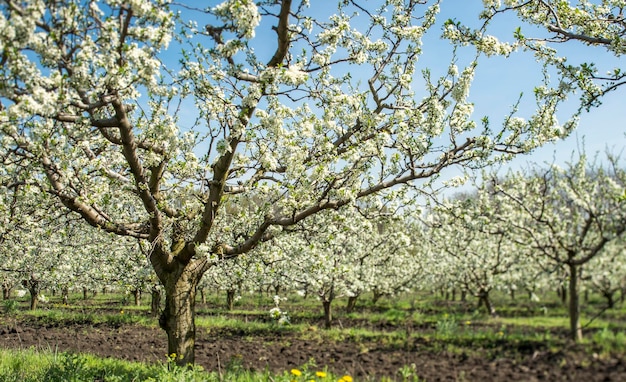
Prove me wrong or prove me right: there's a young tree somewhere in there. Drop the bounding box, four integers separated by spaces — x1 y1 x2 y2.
0 0 607 364
491 154 626 341
273 206 415 328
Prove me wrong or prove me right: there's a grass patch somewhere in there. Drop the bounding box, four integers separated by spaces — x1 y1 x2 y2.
0 348 348 382
21 309 155 328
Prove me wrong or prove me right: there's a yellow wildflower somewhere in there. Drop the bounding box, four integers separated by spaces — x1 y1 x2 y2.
316 371 327 378
291 369 302 376
339 376 353 382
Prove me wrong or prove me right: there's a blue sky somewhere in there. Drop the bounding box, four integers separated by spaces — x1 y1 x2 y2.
430 1 626 170
170 1 625 180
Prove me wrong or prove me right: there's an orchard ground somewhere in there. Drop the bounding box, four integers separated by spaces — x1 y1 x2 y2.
1 291 626 381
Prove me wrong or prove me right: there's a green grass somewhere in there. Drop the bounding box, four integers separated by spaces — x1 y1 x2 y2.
0 348 346 382
21 308 156 327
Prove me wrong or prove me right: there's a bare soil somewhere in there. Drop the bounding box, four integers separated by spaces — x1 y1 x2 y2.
1 314 625 381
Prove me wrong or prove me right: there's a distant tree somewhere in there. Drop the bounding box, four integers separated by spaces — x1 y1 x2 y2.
491 154 626 341
426 190 534 316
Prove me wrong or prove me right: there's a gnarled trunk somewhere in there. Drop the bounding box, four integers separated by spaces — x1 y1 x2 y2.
157 260 205 366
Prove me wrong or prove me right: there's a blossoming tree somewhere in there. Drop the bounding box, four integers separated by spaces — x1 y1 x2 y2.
426 192 533 316
490 154 626 341
0 0 616 364
271 205 416 328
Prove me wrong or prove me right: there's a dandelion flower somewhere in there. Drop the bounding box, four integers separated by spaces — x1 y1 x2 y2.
316 371 327 378
291 368 302 376
339 376 353 382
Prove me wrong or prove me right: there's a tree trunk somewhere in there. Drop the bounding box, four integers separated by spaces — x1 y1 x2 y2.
151 286 161 318
158 260 204 366
2 285 11 300
226 289 236 310
559 284 567 305
322 299 333 329
604 291 615 309
133 289 141 306
62 287 69 305
199 287 206 305
83 286 89 300
568 263 583 342
346 295 359 313
23 277 39 310
372 289 383 305
477 291 496 316
29 292 38 310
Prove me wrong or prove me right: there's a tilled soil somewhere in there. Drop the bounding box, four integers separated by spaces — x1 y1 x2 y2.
1 316 625 381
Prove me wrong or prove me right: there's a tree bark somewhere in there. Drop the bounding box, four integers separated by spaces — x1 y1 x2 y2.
157 259 205 366
199 287 206 305
2 285 11 300
23 277 39 310
151 285 161 318
322 299 333 329
226 289 236 310
477 291 496 316
568 263 583 342
62 287 69 305
372 289 384 305
132 289 141 306
603 291 615 309
559 284 567 305
346 295 359 313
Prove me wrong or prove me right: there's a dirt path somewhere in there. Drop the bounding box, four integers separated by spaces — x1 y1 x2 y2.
1 317 625 381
